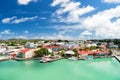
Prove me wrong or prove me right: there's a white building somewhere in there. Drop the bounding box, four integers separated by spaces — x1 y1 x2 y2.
0 48 6 54
25 50 34 58
86 43 97 47
25 42 37 48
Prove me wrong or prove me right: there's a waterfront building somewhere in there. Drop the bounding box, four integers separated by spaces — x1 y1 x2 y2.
17 49 34 58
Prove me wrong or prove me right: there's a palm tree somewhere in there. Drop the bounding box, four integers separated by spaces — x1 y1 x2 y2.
72 48 78 57
34 48 50 57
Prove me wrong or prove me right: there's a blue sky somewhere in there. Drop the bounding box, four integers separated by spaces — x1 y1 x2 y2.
0 0 120 40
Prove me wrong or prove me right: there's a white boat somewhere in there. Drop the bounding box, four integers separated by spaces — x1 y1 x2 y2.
39 57 53 63
86 56 93 60
68 57 78 60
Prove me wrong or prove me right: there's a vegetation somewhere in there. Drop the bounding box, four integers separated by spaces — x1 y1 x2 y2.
64 40 69 43
50 52 54 56
0 39 44 45
44 40 49 43
89 46 97 50
57 39 63 42
108 49 113 55
8 42 16 46
72 48 79 57
58 50 65 57
34 48 50 57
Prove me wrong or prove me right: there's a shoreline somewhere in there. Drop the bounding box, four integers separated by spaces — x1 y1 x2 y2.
0 56 115 63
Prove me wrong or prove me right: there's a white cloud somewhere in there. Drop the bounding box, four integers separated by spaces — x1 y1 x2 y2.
102 0 120 4
24 30 29 34
1 16 17 24
12 16 38 24
50 0 120 39
66 5 95 22
0 30 14 35
39 34 74 40
18 0 38 5
10 33 74 40
80 6 120 38
81 31 92 36
1 16 38 24
18 36 27 39
51 0 95 23
51 0 70 7
52 5 120 39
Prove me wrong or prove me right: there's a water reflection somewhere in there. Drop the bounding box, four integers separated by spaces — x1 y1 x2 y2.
23 61 34 65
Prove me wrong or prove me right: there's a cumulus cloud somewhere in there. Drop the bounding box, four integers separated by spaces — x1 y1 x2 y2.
102 0 120 4
1 16 38 24
80 6 120 38
18 0 38 5
38 34 74 40
24 30 29 34
51 0 70 6
81 31 92 36
52 4 120 39
0 30 14 35
51 0 95 23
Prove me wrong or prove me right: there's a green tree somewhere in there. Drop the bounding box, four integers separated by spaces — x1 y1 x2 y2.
44 40 49 43
108 49 113 55
57 39 63 42
89 46 96 50
34 48 50 57
64 40 69 43
58 50 65 57
8 42 16 46
72 48 78 57
50 52 54 56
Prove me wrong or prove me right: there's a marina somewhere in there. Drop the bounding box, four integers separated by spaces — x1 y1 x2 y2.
0 0 120 80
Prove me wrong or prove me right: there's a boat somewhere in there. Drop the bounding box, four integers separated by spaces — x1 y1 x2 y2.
39 57 53 63
86 56 93 60
68 57 78 61
39 56 61 63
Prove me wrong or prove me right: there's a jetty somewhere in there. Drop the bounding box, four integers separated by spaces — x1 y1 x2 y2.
0 58 9 62
114 55 120 62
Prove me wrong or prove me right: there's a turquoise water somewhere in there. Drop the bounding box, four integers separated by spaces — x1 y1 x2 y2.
0 58 120 80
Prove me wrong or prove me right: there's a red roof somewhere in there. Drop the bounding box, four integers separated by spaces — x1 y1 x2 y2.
78 50 93 55
10 53 17 57
20 49 29 53
78 49 109 55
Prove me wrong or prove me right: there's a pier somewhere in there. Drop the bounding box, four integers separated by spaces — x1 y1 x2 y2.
0 59 8 62
114 55 120 62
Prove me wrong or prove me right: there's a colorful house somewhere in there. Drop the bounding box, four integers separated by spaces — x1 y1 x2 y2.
43 45 61 54
17 49 34 58
78 49 109 57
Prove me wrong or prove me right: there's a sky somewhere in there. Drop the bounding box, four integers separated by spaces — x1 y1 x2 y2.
0 0 120 40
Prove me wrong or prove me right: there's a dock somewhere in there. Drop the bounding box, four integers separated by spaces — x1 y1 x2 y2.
114 55 120 62
0 58 8 62
0 56 10 62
